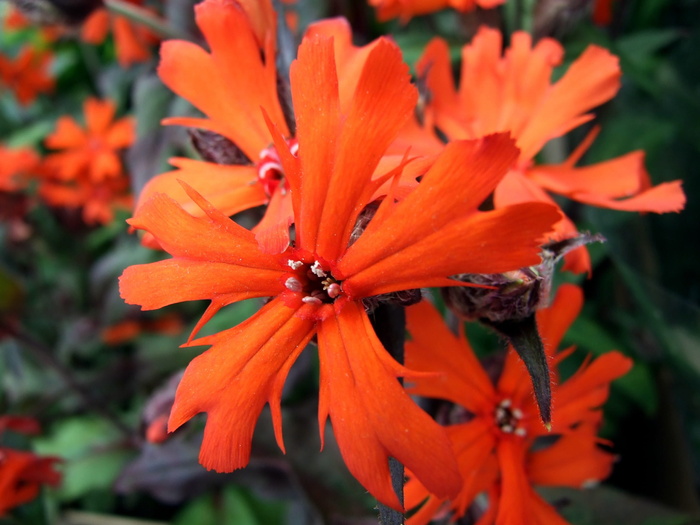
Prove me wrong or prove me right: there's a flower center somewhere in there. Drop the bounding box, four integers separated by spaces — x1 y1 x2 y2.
494 398 526 437
256 138 298 197
284 259 343 305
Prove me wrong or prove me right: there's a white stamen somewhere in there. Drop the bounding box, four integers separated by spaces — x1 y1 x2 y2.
285 277 302 292
302 296 322 305
512 408 524 419
287 260 303 270
327 283 341 299
310 261 327 278
258 161 281 177
514 427 527 437
501 424 514 433
500 399 512 408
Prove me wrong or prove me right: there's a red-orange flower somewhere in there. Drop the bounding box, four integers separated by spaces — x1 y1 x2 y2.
38 97 134 224
81 0 159 67
120 30 560 509
44 97 135 183
0 46 54 105
37 163 133 225
368 0 505 22
408 27 685 272
0 416 61 517
403 285 633 524
0 145 39 192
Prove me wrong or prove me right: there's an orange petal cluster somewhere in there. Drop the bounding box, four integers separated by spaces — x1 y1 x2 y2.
39 97 134 225
120 10 561 509
410 27 685 272
403 285 633 524
0 47 54 106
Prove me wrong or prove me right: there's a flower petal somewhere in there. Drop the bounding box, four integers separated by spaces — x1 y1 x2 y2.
315 38 418 260
341 135 534 292
317 301 461 510
405 300 495 412
45 116 86 149
571 181 686 213
528 424 615 488
253 185 293 254
127 188 278 269
552 351 633 431
516 45 620 160
304 17 377 111
84 98 116 135
530 152 649 198
158 0 287 159
289 33 340 252
169 298 315 471
290 33 417 260
119 258 282 310
135 159 265 220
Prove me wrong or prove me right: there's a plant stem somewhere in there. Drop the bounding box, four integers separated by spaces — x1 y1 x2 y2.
104 0 190 40
370 303 406 525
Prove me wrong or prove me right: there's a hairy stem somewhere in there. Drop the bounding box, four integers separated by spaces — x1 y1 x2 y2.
104 0 190 40
370 303 406 525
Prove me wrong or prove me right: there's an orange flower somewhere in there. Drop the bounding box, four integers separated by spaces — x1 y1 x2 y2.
81 0 159 67
140 0 415 252
37 163 133 225
0 46 54 105
0 145 39 192
0 416 61 517
39 97 134 225
410 27 685 272
120 31 560 509
44 97 135 183
403 285 633 524
368 0 505 22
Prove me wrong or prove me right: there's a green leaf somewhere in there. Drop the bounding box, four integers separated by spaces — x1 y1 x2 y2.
173 487 285 525
34 417 134 501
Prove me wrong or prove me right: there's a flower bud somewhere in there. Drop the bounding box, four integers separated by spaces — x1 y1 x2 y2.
442 233 604 426
188 130 250 166
442 233 604 322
